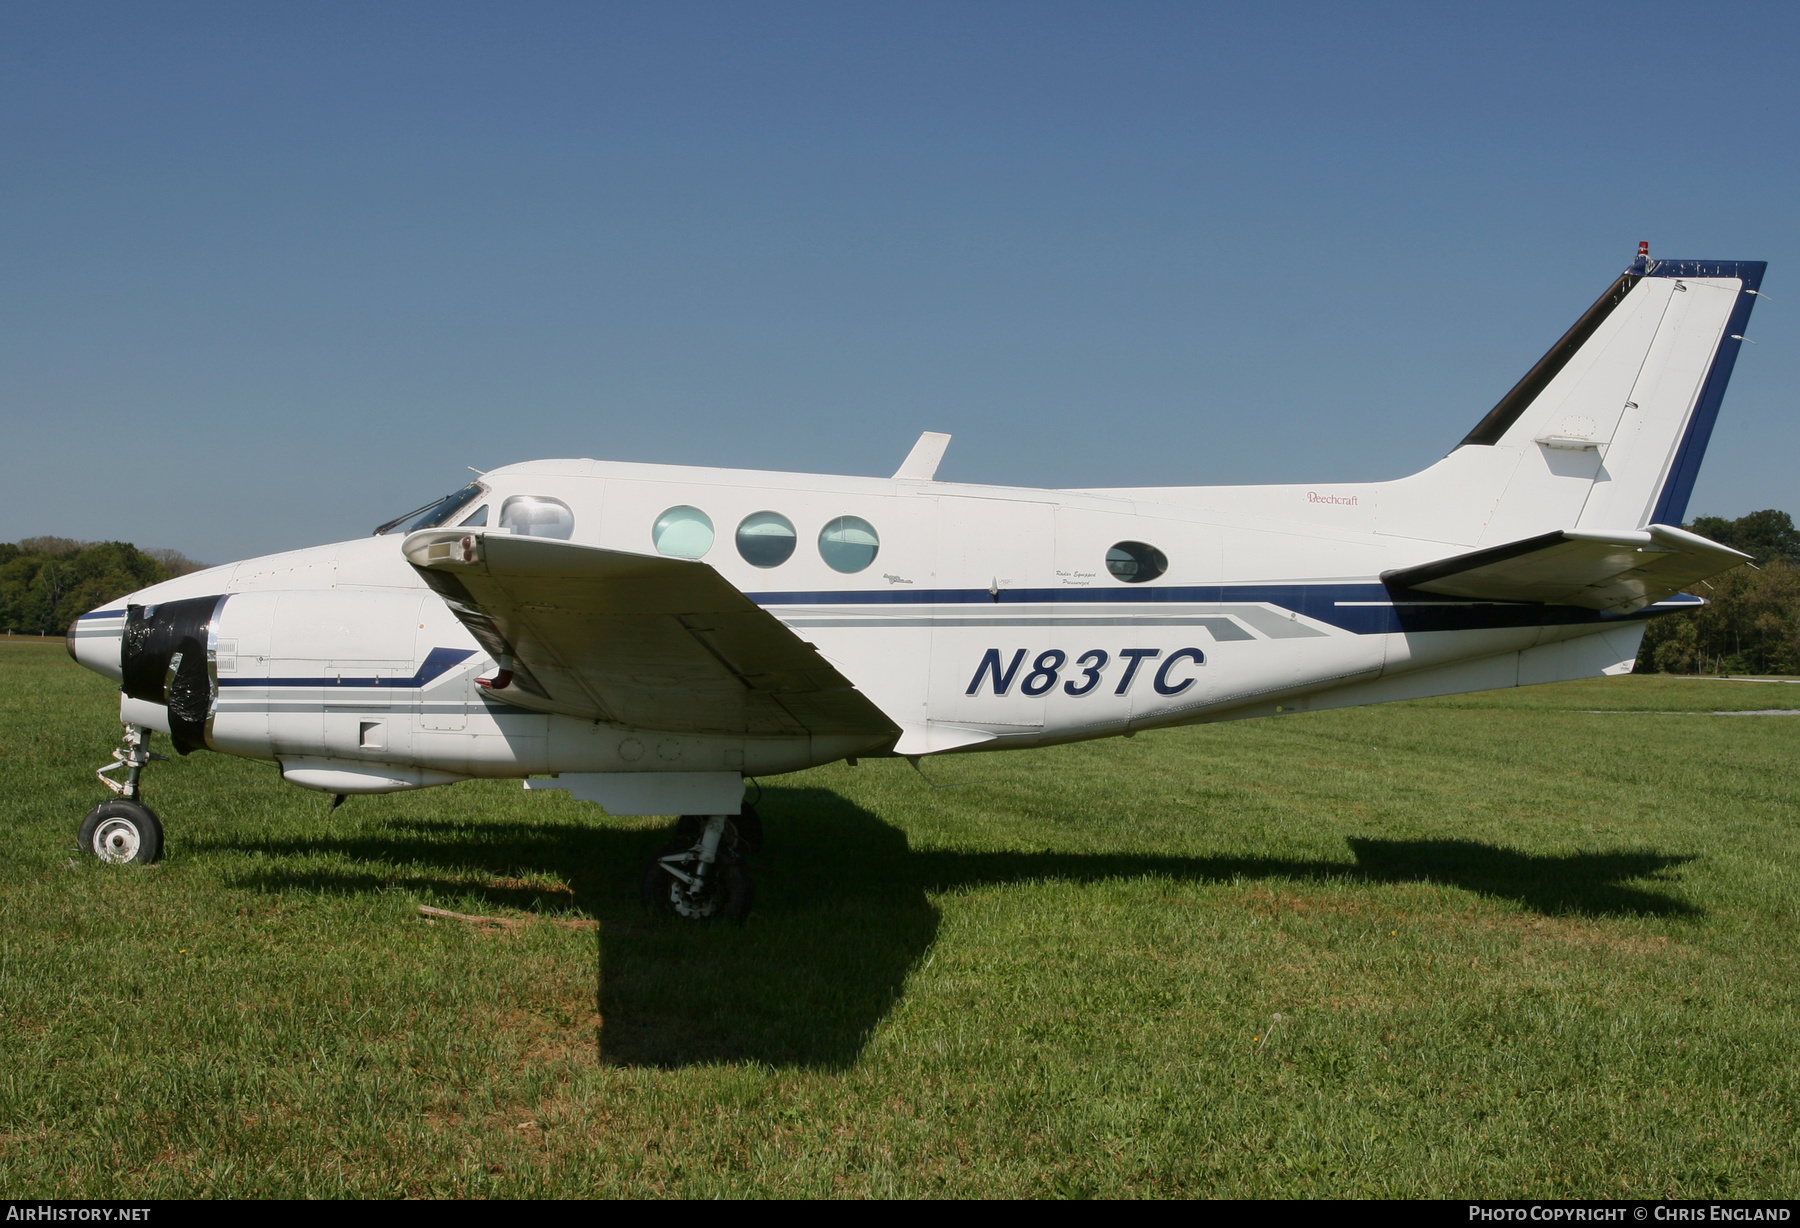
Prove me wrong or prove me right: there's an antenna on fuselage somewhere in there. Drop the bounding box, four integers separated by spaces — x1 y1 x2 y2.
893 432 951 481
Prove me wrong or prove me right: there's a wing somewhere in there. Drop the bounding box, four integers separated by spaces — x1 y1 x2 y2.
403 528 901 741
1381 524 1749 613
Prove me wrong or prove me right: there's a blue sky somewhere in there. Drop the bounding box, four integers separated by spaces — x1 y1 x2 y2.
3 2 1796 563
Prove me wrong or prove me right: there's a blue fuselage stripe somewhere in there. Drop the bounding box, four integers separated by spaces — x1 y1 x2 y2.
747 584 1685 635
85 579 1700 684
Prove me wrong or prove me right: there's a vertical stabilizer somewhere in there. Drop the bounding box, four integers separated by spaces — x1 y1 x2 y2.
1378 253 1764 546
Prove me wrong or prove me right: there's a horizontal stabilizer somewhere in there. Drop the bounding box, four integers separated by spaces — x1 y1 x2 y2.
403 528 900 741
1381 524 1749 613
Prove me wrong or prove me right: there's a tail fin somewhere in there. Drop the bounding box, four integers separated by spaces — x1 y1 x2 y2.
1380 253 1765 545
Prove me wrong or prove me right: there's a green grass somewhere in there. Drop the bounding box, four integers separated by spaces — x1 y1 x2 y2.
3 642 1799 1197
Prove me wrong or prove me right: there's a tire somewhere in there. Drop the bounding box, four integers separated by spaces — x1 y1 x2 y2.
78 799 164 865
713 860 754 923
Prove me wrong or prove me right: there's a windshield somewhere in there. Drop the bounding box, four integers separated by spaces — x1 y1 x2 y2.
373 482 486 536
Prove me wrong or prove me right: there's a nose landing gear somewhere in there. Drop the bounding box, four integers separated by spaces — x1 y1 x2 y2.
82 724 166 865
641 811 756 922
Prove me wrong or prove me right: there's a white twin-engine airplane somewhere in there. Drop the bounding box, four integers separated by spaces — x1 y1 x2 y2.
67 247 1764 920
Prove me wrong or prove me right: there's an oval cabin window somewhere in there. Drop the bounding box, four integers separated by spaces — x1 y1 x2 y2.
736 511 797 568
818 515 880 574
499 496 574 539
1106 540 1167 583
653 506 715 558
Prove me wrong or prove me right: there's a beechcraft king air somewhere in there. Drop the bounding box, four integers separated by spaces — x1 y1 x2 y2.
66 246 1765 920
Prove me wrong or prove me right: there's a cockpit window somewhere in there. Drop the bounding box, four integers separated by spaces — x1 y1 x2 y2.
374 483 486 536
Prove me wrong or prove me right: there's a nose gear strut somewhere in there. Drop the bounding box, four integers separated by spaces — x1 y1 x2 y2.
96 724 166 801
80 723 168 865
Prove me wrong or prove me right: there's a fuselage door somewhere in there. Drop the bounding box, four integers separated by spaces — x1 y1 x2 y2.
929 495 1057 732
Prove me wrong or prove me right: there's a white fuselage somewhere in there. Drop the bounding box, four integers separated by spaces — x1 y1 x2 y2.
69 457 1653 792
66 259 1765 806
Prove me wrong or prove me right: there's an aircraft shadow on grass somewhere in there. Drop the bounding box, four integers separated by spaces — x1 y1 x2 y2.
218 785 1696 1070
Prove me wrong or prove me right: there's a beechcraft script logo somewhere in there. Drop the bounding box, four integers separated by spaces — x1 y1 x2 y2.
967 647 1205 697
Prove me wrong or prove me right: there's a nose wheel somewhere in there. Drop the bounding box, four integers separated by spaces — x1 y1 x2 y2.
641 813 755 922
79 799 164 865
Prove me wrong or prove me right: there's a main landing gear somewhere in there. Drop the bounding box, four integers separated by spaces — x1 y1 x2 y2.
640 805 761 923
81 724 167 865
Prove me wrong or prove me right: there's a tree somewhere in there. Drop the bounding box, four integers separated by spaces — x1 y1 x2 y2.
1636 510 1800 675
0 540 179 636
143 548 207 577
1684 509 1800 566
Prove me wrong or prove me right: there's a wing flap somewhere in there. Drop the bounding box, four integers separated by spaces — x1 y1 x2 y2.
404 529 900 740
1382 524 1749 612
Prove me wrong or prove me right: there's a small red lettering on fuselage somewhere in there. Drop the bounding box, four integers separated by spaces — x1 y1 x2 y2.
1307 491 1359 506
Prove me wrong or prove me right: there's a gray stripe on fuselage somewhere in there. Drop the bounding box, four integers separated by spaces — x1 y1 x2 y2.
1226 606 1329 639
776 614 1255 640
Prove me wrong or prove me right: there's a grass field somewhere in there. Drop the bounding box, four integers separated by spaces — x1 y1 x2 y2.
2 641 1799 1197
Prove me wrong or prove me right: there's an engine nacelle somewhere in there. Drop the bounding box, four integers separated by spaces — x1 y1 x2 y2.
88 588 453 770
101 595 228 755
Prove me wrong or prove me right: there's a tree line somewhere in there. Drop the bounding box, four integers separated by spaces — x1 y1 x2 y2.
1635 510 1800 676
0 539 205 637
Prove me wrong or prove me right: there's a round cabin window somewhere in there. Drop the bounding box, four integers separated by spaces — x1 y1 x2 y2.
818 515 880 574
1106 541 1167 583
736 511 797 568
652 506 715 558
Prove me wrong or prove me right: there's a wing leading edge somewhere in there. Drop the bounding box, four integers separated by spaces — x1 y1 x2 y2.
1381 524 1749 613
403 528 901 742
